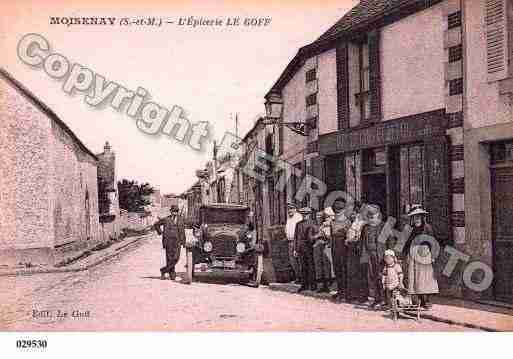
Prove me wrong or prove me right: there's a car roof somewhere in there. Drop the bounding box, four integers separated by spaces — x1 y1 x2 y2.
200 203 249 210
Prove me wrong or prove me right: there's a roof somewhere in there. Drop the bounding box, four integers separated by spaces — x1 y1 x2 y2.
316 0 416 42
241 117 264 143
200 203 249 211
267 0 440 95
0 68 98 161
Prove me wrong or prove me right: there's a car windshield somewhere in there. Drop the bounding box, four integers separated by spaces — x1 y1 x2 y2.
202 208 248 225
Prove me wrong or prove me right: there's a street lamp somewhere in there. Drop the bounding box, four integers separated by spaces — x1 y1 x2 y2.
263 90 313 136
264 91 284 121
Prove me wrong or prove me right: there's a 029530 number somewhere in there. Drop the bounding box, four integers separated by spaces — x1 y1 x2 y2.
16 339 47 349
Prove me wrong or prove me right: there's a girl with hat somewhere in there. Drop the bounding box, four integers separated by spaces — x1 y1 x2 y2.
402 205 439 309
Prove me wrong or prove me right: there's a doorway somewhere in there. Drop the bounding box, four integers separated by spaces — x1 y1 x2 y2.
362 173 387 216
491 165 513 303
490 140 513 303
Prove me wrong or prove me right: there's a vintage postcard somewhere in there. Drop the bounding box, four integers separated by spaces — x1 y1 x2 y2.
1 0 513 345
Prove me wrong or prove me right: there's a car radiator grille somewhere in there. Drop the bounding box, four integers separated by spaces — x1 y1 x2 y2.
211 236 237 258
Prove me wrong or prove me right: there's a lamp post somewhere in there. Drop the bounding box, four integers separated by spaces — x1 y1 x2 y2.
263 90 314 136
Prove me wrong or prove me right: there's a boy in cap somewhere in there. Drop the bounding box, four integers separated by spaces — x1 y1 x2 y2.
360 204 388 308
294 207 317 292
330 197 351 301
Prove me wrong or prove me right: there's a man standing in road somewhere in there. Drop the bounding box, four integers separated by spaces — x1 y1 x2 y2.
294 207 317 292
286 203 303 284
154 205 185 280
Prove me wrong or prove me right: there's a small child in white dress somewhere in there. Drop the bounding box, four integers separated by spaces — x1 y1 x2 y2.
381 249 405 307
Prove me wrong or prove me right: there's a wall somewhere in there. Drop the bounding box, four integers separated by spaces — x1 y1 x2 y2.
318 48 338 135
50 121 100 249
281 61 307 163
381 2 446 121
0 75 53 264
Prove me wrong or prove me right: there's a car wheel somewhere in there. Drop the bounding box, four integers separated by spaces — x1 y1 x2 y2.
185 248 194 284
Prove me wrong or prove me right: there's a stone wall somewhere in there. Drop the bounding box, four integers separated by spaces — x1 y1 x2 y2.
0 72 100 266
0 75 53 265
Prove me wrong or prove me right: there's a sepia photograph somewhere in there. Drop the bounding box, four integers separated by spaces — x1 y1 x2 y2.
1 0 513 356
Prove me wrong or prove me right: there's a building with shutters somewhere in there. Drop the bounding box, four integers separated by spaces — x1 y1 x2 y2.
461 0 513 302
263 0 513 300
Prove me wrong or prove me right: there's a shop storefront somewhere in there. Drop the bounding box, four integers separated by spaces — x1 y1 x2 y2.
319 109 452 243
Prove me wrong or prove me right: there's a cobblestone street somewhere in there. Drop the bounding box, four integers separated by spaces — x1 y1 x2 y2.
1 235 476 331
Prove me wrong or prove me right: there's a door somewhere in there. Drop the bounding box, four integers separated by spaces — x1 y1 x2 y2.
492 165 513 303
362 173 387 216
424 136 451 243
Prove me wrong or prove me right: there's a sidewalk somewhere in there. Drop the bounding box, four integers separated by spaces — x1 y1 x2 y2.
0 233 155 277
267 282 513 331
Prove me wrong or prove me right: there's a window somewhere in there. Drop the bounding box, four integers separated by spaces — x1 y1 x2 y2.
355 41 371 123
448 44 462 63
306 93 317 106
491 140 513 164
268 177 275 224
306 68 316 83
345 152 361 201
449 78 463 95
217 178 226 203
448 11 461 29
400 145 425 214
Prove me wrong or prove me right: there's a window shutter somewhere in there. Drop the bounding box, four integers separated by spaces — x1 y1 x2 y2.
368 30 382 123
486 0 509 82
336 43 350 130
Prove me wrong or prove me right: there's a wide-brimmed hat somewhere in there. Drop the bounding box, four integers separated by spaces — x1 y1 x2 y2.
298 207 312 215
384 249 396 257
407 204 428 217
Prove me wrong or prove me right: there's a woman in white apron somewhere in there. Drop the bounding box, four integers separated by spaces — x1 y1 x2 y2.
402 205 439 309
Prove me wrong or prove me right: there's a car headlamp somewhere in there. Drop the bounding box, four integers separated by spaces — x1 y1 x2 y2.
236 242 246 254
203 241 213 252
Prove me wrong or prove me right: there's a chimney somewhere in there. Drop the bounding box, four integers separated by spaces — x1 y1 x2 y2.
104 141 111 153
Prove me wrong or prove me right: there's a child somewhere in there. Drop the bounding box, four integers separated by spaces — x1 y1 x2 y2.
381 249 404 308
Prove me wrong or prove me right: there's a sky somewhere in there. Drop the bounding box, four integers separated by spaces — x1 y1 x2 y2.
1 0 356 194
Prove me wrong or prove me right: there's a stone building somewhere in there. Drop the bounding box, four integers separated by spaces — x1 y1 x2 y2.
262 0 512 301
0 69 101 266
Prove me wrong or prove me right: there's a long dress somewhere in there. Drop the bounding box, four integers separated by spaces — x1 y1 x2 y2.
345 215 368 300
403 224 439 295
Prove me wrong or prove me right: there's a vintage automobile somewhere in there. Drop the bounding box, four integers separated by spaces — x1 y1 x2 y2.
184 203 264 286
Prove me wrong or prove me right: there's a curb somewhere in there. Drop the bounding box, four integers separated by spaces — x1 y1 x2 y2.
0 234 154 277
267 282 499 332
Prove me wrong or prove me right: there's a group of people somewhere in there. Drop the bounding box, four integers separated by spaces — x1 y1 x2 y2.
286 198 440 310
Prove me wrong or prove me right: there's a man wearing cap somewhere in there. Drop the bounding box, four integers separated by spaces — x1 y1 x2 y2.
330 197 351 301
286 203 303 283
154 205 185 280
294 207 317 292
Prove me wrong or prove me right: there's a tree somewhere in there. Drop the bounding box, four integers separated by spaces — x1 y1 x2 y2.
117 179 155 212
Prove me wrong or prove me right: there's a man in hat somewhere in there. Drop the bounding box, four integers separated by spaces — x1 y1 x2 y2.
154 205 185 280
286 203 303 283
294 207 317 292
360 204 388 308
